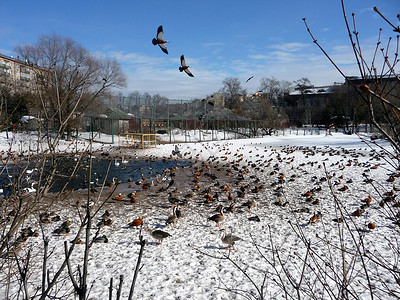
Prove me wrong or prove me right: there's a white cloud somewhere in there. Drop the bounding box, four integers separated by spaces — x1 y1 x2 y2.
202 42 225 47
248 54 269 60
268 42 311 52
108 51 170 68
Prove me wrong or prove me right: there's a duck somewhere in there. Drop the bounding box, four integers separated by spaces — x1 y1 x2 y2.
387 176 395 182
225 201 236 213
152 25 169 54
107 177 120 191
53 225 70 235
246 76 254 83
128 216 143 227
97 218 113 227
362 194 372 203
90 185 98 195
104 219 114 226
227 192 233 201
165 207 178 227
22 182 36 194
251 91 263 98
273 198 287 206
312 199 320 205
141 182 151 190
204 193 215 204
21 227 38 237
70 238 84 244
112 193 123 201
241 200 257 213
248 215 261 222
175 205 182 220
61 220 72 228
221 184 230 191
127 191 138 199
208 206 225 228
40 214 51 224
179 55 194 77
151 229 171 244
101 210 111 220
15 233 29 245
50 215 60 222
309 211 319 224
352 208 363 217
166 179 175 190
93 235 109 243
172 145 182 157
332 217 344 223
220 229 241 250
294 207 310 213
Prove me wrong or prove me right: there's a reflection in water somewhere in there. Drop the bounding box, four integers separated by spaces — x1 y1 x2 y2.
0 156 190 196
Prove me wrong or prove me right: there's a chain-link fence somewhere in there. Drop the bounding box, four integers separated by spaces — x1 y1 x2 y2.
81 99 266 144
78 98 379 144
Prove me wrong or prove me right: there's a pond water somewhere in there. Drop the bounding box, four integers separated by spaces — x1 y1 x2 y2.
0 156 191 196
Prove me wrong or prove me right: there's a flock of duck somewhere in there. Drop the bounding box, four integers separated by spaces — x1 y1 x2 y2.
4 139 399 257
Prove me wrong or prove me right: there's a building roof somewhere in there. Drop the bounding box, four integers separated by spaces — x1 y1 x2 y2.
85 106 133 119
289 86 334 96
101 108 132 119
0 52 42 70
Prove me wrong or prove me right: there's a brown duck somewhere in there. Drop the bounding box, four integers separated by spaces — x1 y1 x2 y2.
128 216 143 227
220 229 241 250
151 229 171 244
152 25 169 54
208 206 225 228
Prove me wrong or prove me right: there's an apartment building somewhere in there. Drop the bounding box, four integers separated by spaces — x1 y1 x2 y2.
0 53 41 93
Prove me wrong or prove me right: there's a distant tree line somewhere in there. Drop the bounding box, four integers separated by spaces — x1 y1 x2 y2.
218 75 397 131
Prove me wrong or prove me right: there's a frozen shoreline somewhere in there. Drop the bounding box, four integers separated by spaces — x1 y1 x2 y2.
1 130 398 299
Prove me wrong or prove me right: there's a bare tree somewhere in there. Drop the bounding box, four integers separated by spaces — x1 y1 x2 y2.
221 77 244 109
303 3 400 152
15 33 127 141
259 77 293 106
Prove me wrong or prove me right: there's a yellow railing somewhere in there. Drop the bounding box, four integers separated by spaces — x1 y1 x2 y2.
118 133 157 149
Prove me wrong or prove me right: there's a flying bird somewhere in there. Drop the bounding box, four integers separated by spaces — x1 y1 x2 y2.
252 90 263 98
246 76 254 83
172 145 182 157
179 55 194 77
152 25 169 54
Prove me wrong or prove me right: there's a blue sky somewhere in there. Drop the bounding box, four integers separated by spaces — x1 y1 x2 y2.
1 0 398 100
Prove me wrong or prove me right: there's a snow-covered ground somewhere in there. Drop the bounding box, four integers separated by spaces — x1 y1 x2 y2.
1 130 399 299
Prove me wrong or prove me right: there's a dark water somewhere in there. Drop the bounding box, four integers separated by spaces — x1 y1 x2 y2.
0 156 190 196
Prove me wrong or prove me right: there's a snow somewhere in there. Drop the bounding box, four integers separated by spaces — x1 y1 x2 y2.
1 129 399 299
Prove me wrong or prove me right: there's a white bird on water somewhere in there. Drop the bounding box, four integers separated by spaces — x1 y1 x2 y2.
22 182 36 194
